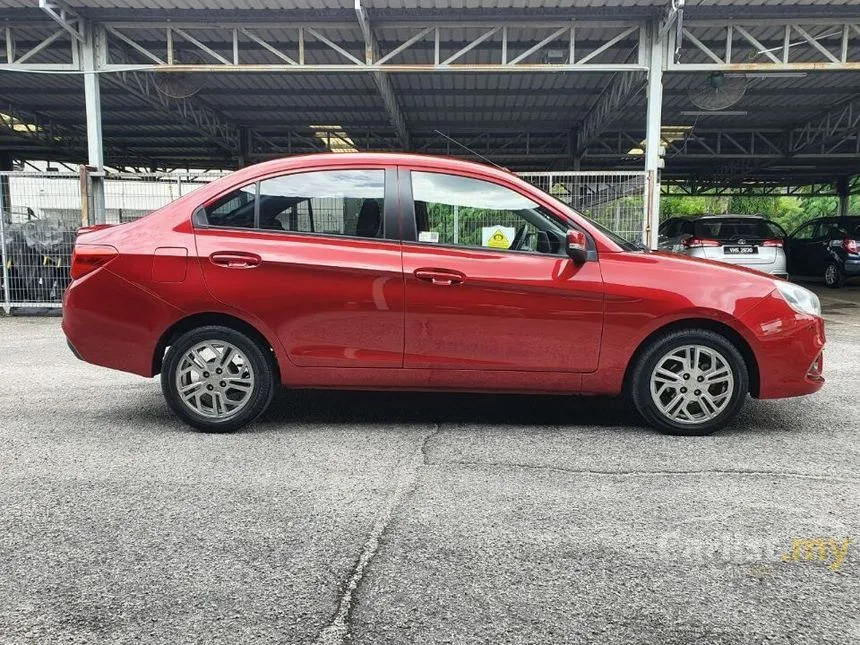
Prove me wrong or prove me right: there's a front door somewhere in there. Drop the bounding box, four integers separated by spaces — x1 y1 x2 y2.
194 167 405 368
400 169 604 372
787 221 822 277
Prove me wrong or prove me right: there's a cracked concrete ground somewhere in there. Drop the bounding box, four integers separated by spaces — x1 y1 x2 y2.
0 305 858 644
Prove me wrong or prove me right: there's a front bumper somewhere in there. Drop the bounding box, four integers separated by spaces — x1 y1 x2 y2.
740 290 826 399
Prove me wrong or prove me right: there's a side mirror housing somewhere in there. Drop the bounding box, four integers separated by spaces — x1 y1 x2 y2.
566 229 588 263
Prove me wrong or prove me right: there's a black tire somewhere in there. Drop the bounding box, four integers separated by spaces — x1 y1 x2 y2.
161 325 276 432
630 329 749 436
824 262 845 289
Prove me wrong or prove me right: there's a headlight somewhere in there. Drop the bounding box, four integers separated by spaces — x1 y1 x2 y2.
775 281 821 317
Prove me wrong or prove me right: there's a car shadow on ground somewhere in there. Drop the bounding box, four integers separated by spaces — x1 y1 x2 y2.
261 389 641 428
104 382 807 436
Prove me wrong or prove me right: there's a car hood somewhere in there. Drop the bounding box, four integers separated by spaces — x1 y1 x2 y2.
647 249 782 281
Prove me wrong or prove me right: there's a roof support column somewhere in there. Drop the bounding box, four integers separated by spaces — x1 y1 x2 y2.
81 22 105 223
837 176 850 217
644 19 664 249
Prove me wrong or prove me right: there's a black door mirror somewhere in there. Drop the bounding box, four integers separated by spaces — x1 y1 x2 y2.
566 229 588 264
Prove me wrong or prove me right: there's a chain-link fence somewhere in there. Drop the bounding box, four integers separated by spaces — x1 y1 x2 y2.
1 168 647 312
520 171 648 244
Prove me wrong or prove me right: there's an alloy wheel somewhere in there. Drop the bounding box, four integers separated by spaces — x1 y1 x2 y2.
825 264 838 286
174 341 256 419
649 344 734 425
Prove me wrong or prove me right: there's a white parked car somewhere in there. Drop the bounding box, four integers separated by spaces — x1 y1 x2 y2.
658 215 788 278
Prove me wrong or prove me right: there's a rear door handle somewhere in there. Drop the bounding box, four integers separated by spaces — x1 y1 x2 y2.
414 268 465 286
209 251 261 268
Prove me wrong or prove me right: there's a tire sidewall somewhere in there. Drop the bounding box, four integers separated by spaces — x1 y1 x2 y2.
824 263 843 288
161 325 275 432
631 330 749 436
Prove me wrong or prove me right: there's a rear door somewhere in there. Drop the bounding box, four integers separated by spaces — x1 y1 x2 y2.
399 168 604 372
193 166 405 368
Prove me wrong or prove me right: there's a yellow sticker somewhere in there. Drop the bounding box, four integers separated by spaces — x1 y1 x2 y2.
487 230 510 249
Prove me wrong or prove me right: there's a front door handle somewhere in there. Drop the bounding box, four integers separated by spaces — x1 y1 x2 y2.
210 251 261 268
414 268 465 286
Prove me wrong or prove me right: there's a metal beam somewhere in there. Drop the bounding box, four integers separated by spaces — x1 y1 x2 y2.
669 19 860 72
80 21 105 220
38 0 83 42
644 20 663 249
788 94 860 155
99 20 645 73
577 71 646 154
354 0 410 149
102 69 241 155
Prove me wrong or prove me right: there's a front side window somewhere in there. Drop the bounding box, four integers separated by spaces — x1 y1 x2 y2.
257 169 386 239
410 171 568 254
205 183 257 228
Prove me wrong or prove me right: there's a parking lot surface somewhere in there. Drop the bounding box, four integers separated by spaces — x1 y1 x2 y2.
1 292 858 645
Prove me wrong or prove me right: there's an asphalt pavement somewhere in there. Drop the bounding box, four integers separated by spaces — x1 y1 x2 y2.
0 297 857 644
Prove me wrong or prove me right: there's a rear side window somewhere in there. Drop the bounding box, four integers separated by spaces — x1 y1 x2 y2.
201 169 387 239
257 169 386 239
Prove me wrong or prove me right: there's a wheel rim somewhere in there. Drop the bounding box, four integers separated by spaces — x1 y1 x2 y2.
825 264 837 285
174 341 255 420
649 344 734 425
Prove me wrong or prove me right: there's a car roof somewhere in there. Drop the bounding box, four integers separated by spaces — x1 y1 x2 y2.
693 214 768 220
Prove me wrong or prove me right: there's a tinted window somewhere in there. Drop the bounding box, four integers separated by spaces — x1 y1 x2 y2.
659 219 677 237
792 222 818 240
205 183 257 228
693 218 784 241
821 221 849 240
410 171 568 254
257 169 386 239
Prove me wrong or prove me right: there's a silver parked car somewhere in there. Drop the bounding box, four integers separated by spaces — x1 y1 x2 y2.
658 215 788 278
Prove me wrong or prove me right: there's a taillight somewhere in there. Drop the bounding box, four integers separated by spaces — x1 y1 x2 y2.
70 244 118 279
762 239 784 247
682 237 721 248
842 238 858 254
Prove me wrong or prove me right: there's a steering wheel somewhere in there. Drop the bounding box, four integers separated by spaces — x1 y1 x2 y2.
511 225 528 251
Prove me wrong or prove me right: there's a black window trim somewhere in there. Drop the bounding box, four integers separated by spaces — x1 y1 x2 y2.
397 166 597 261
193 167 398 244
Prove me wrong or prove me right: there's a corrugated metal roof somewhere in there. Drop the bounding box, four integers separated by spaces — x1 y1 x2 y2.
0 0 857 180
0 0 850 11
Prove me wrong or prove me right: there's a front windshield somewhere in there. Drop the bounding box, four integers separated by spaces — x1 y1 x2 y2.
538 188 644 252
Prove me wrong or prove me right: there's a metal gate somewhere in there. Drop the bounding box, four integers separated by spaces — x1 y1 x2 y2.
1 168 647 312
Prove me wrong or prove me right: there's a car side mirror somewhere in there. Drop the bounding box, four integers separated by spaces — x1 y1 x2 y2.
566 229 588 264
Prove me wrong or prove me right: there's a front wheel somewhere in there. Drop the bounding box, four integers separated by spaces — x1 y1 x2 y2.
824 262 845 288
161 325 276 432
630 330 749 436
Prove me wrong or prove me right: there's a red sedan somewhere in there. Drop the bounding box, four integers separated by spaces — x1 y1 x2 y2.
62 154 825 435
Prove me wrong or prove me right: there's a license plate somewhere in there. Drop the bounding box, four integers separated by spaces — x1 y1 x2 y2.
724 246 757 255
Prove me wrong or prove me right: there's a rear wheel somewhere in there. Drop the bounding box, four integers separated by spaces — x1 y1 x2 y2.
824 262 845 288
161 325 275 432
630 329 749 436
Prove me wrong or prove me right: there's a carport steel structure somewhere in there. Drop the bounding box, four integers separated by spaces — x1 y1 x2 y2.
0 0 859 247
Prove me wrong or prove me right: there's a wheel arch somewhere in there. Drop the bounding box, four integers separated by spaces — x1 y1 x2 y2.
622 318 760 398
152 312 280 377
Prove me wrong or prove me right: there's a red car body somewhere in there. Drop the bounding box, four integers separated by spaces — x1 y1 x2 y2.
62 153 824 412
